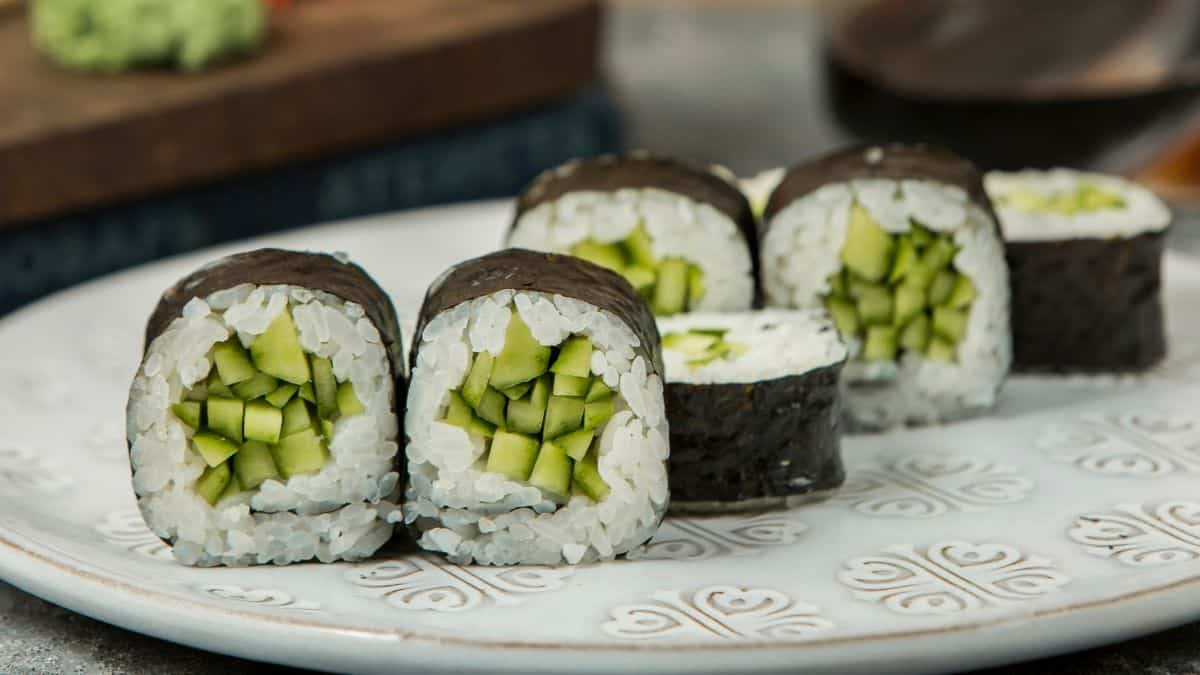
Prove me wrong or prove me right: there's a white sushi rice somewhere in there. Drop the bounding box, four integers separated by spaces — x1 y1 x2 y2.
657 310 846 385
400 290 669 566
127 283 400 566
985 168 1171 241
508 188 754 312
761 177 1011 428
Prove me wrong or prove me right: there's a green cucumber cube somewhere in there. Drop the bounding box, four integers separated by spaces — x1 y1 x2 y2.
652 258 689 315
908 224 934 249
823 296 860 338
219 473 243 502
505 374 551 435
928 270 956 306
234 440 279 489
922 237 957 270
550 336 593 378
585 379 612 403
192 431 240 468
572 451 609 502
500 381 533 401
337 381 365 417
893 284 926 327
244 400 283 444
212 340 256 386
557 428 595 462
622 225 657 267
444 391 474 427
621 266 656 295
207 370 233 397
662 331 718 356
232 371 278 400
475 387 508 428
544 395 585 439
571 241 626 273
856 285 893 325
489 315 551 390
927 336 957 362
863 325 898 362
280 397 313 437
841 204 894 282
899 314 931 353
264 383 299 408
583 396 614 430
298 382 315 403
932 307 968 343
172 401 202 429
828 272 849 299
529 441 572 497
688 264 705 305
553 373 591 398
462 351 494 408
484 431 539 482
945 274 976 309
889 236 917 283
195 461 232 506
309 355 339 420
206 397 245 443
271 427 330 479
250 309 311 385
321 419 335 443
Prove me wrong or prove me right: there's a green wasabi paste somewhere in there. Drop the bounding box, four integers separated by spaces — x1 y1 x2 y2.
32 0 265 73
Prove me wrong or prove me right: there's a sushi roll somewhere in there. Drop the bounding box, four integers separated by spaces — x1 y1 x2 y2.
986 169 1170 372
507 154 757 316
127 249 404 566
401 249 669 565
761 144 1011 428
658 310 847 512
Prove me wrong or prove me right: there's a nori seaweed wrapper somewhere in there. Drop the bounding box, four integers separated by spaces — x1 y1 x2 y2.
1008 231 1167 372
511 154 761 303
764 142 999 225
144 249 405 381
665 362 845 511
412 248 663 378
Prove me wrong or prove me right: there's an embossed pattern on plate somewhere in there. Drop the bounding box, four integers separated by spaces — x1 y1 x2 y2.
3 201 1200 675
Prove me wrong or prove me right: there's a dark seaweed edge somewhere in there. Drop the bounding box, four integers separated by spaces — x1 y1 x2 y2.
1007 231 1167 372
664 361 845 508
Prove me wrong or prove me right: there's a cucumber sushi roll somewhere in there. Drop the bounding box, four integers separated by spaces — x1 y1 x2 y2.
762 144 1011 428
658 310 847 512
127 249 404 566
986 169 1170 372
401 249 668 565
507 154 757 316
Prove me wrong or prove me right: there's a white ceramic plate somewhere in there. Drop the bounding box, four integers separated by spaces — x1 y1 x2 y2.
4 200 1200 675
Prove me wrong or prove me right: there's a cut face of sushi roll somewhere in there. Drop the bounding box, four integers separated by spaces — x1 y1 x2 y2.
507 154 757 315
403 249 668 566
762 144 1011 429
127 249 404 566
658 310 847 512
987 169 1171 372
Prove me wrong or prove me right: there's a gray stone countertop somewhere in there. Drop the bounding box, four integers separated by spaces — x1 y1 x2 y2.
5 2 1200 673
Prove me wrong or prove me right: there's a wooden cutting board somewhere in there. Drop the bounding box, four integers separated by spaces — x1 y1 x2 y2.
0 0 601 229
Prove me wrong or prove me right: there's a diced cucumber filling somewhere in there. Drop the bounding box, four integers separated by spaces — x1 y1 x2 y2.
824 202 976 363
439 319 615 501
996 183 1126 214
661 328 749 370
568 226 706 316
183 303 366 506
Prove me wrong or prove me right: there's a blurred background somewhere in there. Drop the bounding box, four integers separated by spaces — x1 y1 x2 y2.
7 1 1200 673
5 0 1200 316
